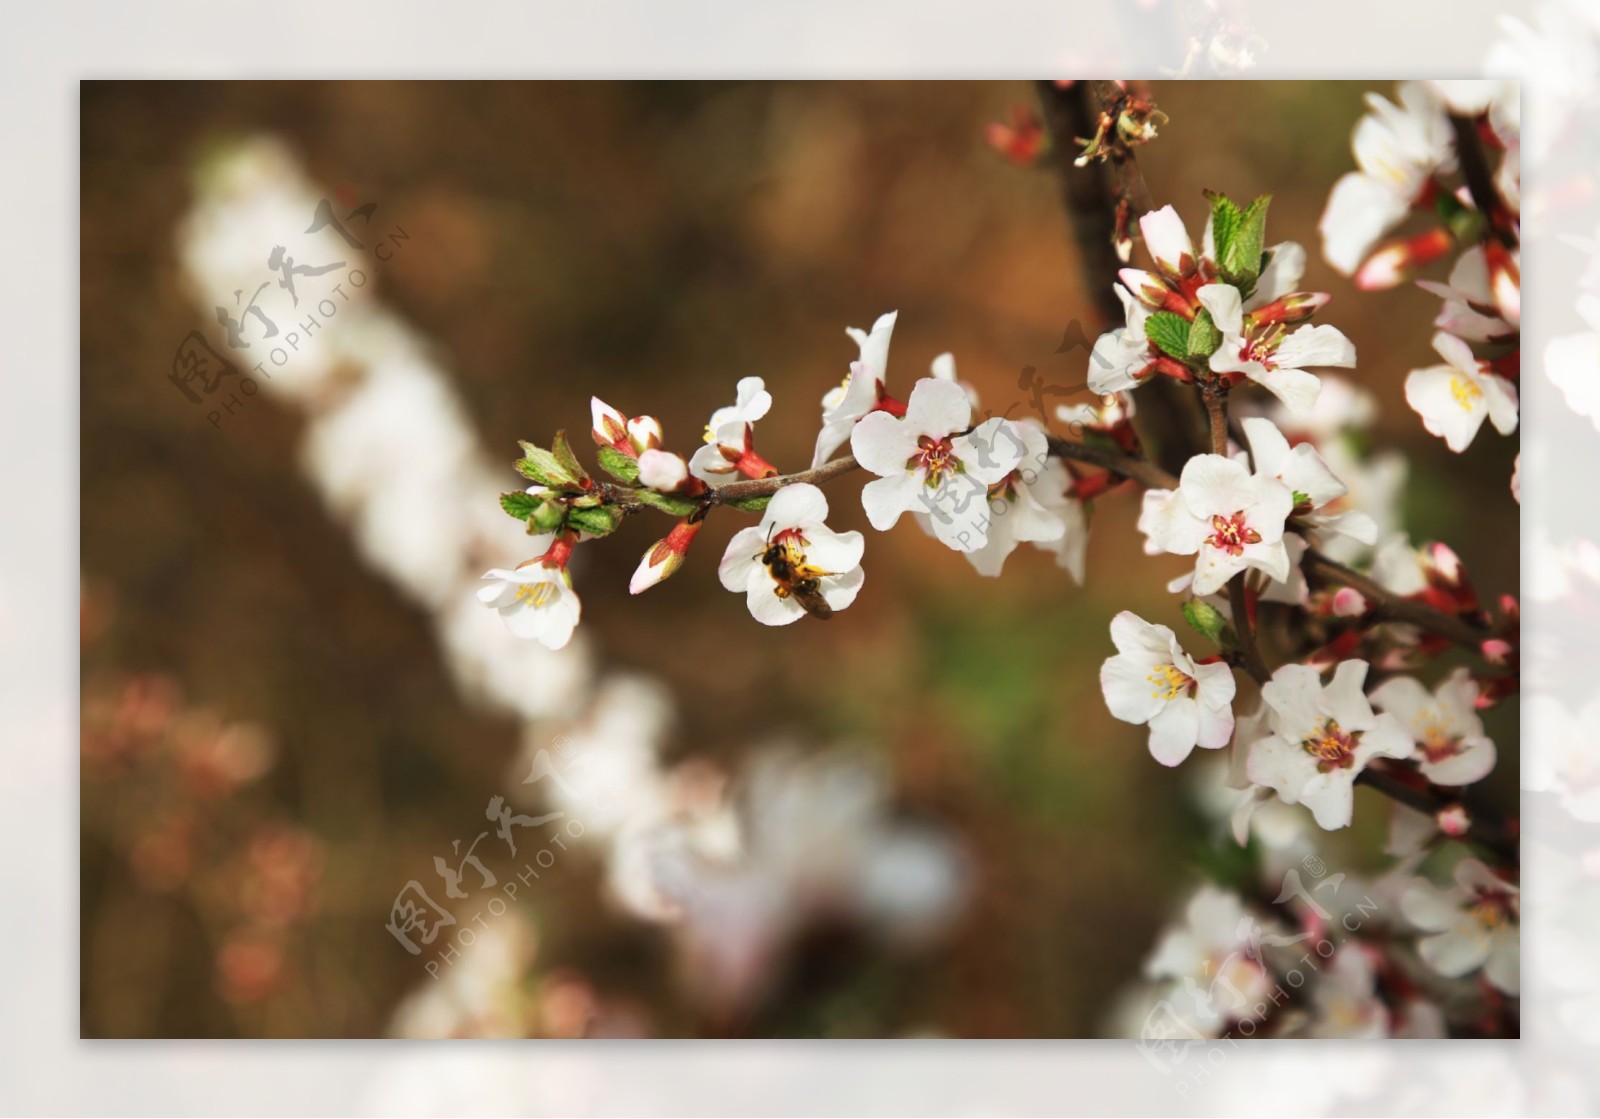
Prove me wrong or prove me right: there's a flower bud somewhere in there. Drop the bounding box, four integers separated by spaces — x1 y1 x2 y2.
627 415 663 454
1355 227 1453 291
629 520 702 595
590 397 631 453
638 449 689 492
1249 291 1330 327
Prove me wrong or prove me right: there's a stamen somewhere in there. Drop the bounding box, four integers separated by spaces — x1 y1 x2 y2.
1450 375 1484 411
1207 512 1262 557
514 581 560 608
1301 718 1360 772
1147 664 1193 701
906 434 961 485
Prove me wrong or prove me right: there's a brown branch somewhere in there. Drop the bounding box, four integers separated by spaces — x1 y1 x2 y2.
1043 434 1177 491
1448 113 1517 251
1356 765 1517 866
1034 80 1206 475
702 454 861 505
1301 548 1494 651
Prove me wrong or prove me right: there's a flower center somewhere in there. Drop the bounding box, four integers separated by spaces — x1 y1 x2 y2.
1469 889 1516 929
1301 719 1360 772
1207 512 1262 556
1449 375 1483 411
1420 720 1464 764
1239 323 1285 370
514 581 561 609
1147 664 1194 701
908 434 961 484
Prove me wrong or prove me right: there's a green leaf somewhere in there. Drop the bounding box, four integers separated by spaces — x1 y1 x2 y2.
530 500 568 533
1186 308 1221 358
1204 190 1243 265
1220 193 1272 292
1144 311 1192 361
633 489 700 517
596 444 641 484
726 494 772 513
1291 490 1311 508
1182 598 1228 643
568 505 623 538
516 440 578 488
551 430 589 486
499 491 538 521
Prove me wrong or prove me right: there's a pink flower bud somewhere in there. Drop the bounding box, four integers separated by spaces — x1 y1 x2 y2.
629 520 701 595
1436 805 1470 837
1331 587 1368 617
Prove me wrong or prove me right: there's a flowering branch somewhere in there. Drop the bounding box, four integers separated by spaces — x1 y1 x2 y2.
1355 764 1517 864
1300 548 1495 649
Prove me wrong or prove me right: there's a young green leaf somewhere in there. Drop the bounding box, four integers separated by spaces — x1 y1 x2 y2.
1144 310 1193 361
516 440 577 488
530 500 568 533
499 491 538 521
726 494 772 513
1204 190 1243 265
596 444 641 484
1182 597 1228 643
551 430 589 486
568 505 623 538
1186 308 1221 358
633 489 701 517
1220 193 1272 292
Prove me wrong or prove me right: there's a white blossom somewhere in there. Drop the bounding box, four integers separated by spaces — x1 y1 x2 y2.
1417 245 1517 340
1138 453 1294 596
850 377 1024 553
813 310 897 468
1320 82 1454 275
1400 858 1520 994
1239 416 1376 547
961 419 1083 579
1369 668 1497 786
717 483 864 626
478 560 581 650
1087 284 1154 395
1143 886 1275 1035
1101 611 1236 766
1525 694 1600 822
1199 283 1354 418
1404 331 1519 452
1246 660 1413 829
690 376 775 486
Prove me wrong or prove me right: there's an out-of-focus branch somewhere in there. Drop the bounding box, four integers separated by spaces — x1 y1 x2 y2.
1301 548 1496 650
1448 113 1518 251
1356 765 1518 866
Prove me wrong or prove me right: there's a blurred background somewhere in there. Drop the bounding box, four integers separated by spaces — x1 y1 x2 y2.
80 80 1519 1039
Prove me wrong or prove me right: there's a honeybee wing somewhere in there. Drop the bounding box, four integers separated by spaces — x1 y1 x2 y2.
790 580 834 620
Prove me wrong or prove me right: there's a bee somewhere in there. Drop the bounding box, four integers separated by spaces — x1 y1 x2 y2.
757 528 836 620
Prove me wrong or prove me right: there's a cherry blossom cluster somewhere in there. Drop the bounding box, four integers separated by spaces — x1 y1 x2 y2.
483 308 1104 649
1320 81 1522 473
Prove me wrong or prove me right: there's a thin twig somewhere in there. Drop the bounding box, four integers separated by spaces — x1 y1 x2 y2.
1448 113 1518 251
1356 765 1517 865
1301 548 1494 650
